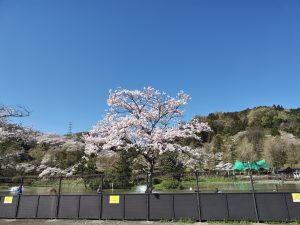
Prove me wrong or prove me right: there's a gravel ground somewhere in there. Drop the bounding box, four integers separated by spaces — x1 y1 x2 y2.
0 220 293 225
0 220 197 225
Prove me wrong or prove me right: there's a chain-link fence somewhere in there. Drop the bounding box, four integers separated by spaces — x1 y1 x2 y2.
0 170 300 195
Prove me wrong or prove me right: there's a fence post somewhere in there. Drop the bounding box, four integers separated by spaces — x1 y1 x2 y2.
249 171 255 192
56 176 63 218
99 174 104 220
146 173 150 221
195 171 202 222
249 166 259 223
58 176 62 194
172 194 175 220
15 176 23 218
123 194 126 220
77 195 81 218
283 193 291 221
225 193 230 220
280 173 283 184
35 195 40 218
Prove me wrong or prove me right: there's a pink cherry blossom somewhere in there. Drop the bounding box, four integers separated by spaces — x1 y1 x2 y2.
85 87 211 176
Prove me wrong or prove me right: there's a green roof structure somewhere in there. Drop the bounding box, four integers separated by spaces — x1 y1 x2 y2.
232 160 271 171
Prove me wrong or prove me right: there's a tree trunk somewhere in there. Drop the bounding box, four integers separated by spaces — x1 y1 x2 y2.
146 161 155 193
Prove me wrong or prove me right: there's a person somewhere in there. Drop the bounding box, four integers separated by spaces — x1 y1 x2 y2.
145 185 153 193
96 185 102 194
16 184 23 195
47 187 57 195
215 188 222 193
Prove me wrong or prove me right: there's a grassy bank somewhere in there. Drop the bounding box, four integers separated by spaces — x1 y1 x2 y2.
154 176 238 191
30 178 86 187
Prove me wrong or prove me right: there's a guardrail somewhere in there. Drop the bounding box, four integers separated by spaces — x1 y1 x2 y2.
0 192 300 222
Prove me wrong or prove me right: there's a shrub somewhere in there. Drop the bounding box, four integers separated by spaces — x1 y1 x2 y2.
12 176 22 184
160 180 184 190
153 178 162 185
54 149 84 169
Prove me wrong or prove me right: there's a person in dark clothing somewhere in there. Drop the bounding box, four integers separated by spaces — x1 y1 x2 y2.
215 188 222 193
16 184 23 195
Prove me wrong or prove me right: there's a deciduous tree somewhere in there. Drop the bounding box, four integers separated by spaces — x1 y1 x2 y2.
85 87 211 191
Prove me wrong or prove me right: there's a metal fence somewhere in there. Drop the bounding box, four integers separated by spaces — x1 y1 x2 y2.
1 192 300 221
0 172 300 221
0 171 299 195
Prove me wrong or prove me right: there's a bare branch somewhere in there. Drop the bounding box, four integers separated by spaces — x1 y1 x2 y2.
0 105 30 119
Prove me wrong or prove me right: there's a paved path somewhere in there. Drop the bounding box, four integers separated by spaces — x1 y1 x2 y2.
0 220 294 225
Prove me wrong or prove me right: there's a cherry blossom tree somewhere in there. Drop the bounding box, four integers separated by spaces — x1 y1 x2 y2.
0 122 37 143
0 104 32 142
85 87 211 191
0 105 30 119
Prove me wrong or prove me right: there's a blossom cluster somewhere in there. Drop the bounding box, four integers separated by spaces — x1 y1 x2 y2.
85 87 212 165
0 121 38 143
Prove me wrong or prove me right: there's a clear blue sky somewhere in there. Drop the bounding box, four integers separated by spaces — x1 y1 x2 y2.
0 0 300 134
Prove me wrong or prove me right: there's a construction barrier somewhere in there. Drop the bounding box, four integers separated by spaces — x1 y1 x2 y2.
1 192 300 222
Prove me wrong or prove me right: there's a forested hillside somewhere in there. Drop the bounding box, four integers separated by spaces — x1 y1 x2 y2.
194 105 300 170
0 105 299 179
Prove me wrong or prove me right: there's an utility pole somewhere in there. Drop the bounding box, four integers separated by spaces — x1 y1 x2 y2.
68 122 73 135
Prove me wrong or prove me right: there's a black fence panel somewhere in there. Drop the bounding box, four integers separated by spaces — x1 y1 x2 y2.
17 196 39 218
58 195 80 219
79 195 101 219
227 193 257 221
124 194 147 220
174 194 198 220
0 195 19 218
149 194 173 220
285 193 300 221
255 193 289 222
102 194 124 220
36 195 57 218
200 193 228 221
1 192 300 222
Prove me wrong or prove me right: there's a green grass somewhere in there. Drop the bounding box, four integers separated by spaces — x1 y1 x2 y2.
206 220 251 224
159 219 174 223
153 176 238 191
177 217 196 223
264 221 289 224
159 218 196 223
30 178 85 187
199 176 236 183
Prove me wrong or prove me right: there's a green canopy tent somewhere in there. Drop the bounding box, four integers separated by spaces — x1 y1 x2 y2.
232 161 246 171
232 160 271 171
256 159 271 170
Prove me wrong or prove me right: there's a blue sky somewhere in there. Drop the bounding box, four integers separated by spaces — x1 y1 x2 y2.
0 0 300 134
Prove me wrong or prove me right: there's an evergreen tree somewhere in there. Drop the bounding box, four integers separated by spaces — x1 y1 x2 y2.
159 152 185 182
108 148 137 189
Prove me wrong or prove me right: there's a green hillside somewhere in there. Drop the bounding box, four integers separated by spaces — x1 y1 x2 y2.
0 105 299 178
194 105 300 169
